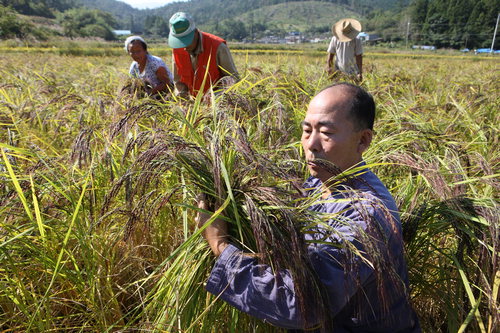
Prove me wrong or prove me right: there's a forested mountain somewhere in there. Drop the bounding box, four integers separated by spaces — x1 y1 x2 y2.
77 0 409 40
78 0 137 26
409 0 499 49
148 0 404 23
0 0 76 17
79 0 408 31
0 0 118 40
165 1 363 40
0 0 498 49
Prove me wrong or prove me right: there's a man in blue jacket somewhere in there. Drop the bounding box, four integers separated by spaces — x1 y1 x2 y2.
197 83 421 332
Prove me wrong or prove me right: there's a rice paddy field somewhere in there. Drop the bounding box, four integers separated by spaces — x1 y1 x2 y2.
0 45 498 332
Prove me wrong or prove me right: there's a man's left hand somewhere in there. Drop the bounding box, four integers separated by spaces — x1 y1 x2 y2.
196 197 229 257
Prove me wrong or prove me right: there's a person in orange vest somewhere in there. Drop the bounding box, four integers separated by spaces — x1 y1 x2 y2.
168 12 239 99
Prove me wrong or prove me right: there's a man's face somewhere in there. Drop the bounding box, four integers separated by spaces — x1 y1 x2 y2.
301 86 369 183
185 30 199 52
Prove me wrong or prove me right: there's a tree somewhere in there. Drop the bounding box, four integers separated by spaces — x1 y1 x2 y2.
144 15 169 37
215 19 248 41
0 0 75 17
57 8 117 40
410 0 500 48
81 23 114 40
0 4 30 38
365 8 407 42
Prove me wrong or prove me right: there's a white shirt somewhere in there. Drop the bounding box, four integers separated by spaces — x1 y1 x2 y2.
327 36 363 75
129 54 173 88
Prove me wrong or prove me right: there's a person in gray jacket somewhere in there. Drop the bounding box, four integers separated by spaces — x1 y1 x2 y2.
197 83 421 332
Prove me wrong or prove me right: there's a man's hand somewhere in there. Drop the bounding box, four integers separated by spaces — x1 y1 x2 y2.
196 197 229 257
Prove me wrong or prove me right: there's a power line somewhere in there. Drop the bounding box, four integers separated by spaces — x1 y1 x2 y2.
411 33 497 37
410 23 496 27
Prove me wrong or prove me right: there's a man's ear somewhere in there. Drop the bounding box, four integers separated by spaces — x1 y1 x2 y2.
358 129 373 154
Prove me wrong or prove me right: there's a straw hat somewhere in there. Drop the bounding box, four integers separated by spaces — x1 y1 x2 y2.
332 18 362 42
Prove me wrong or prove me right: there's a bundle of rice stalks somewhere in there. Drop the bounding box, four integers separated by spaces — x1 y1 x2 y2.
92 96 406 331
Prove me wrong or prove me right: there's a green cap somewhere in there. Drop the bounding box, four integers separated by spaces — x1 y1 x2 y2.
168 12 196 49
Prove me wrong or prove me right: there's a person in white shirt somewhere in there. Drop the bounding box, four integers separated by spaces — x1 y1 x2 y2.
125 36 174 95
326 18 363 81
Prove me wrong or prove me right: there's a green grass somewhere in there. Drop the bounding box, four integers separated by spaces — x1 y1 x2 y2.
0 49 498 332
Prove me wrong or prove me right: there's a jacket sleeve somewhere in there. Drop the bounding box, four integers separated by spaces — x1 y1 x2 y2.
205 244 303 329
216 43 239 80
205 240 374 329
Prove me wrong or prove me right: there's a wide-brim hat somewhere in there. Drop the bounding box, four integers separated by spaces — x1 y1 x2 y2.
333 18 361 42
168 12 196 49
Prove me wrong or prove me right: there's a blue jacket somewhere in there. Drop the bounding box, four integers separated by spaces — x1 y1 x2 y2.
206 166 421 332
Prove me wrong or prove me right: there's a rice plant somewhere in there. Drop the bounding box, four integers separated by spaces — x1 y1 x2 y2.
0 49 498 332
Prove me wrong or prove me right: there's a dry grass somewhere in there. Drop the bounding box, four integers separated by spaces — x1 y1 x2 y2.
0 50 498 332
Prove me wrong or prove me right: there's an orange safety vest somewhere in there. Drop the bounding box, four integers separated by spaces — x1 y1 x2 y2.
173 32 226 96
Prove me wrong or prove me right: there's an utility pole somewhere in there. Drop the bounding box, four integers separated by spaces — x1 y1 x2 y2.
406 21 410 49
491 13 499 53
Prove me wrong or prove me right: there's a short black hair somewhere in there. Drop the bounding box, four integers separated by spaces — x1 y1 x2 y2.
322 83 375 131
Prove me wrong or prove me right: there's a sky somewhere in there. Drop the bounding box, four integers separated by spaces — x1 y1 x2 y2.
118 0 187 10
